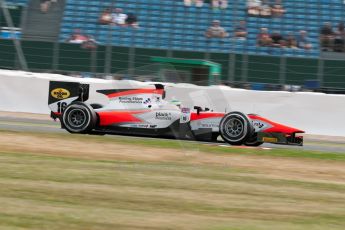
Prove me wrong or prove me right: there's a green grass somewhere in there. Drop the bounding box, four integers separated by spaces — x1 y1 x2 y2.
0 151 345 230
0 130 345 229
1 129 344 161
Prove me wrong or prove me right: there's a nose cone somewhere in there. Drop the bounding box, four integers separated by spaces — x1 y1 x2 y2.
249 114 305 134
271 123 305 134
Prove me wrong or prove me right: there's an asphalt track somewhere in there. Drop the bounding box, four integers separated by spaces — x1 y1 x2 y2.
0 113 344 153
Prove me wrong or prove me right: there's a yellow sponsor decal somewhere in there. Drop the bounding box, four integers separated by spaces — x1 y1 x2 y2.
51 88 70 99
262 137 278 143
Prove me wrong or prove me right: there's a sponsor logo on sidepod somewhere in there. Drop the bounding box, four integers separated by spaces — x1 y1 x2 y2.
51 88 70 99
156 112 172 120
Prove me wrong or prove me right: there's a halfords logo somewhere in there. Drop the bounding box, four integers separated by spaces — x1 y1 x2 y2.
51 88 70 99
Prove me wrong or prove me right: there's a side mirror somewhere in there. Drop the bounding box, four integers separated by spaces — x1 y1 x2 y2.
194 106 202 115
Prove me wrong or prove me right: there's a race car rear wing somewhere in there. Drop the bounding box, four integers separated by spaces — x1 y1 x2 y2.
48 81 90 116
48 81 166 117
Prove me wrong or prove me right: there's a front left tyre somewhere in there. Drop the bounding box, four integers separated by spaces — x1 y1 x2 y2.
219 111 254 145
62 102 97 134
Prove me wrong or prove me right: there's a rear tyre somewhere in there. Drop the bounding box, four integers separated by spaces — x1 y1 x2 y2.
244 133 264 147
219 112 253 145
62 102 97 134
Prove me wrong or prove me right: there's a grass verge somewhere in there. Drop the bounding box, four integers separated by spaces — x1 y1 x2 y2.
0 130 344 230
1 129 344 161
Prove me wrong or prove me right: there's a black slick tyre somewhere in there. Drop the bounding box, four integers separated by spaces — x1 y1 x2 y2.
219 111 253 145
62 102 97 134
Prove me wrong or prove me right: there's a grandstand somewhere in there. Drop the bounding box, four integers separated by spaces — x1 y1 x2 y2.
60 0 323 57
1 0 345 92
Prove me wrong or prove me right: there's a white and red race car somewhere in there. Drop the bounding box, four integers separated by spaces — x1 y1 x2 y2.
48 81 304 146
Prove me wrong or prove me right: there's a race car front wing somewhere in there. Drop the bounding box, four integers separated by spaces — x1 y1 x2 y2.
258 132 304 146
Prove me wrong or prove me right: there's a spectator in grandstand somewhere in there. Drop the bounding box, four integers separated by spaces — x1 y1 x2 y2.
257 28 272 46
247 0 262 16
66 29 89 44
248 0 285 18
212 0 228 9
184 0 204 7
205 20 229 38
40 0 58 13
111 8 127 26
125 13 139 28
285 32 298 49
270 31 284 47
320 22 334 51
297 30 312 50
40 0 51 13
271 0 285 17
234 21 247 39
99 8 112 25
81 35 98 50
333 22 345 52
260 0 272 17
